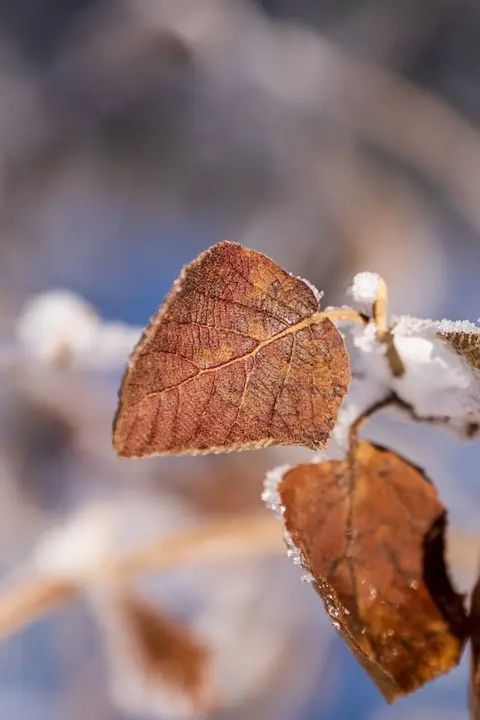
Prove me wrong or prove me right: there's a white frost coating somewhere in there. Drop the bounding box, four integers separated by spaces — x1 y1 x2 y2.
347 313 480 431
301 572 314 584
392 321 472 419
311 307 480 465
346 271 380 316
33 503 116 580
311 322 390 462
296 275 324 306
436 318 478 334
261 466 305 568
261 464 290 517
263 281 480 604
17 290 99 363
283 529 302 565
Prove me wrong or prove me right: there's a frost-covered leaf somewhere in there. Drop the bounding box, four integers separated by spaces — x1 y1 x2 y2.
437 322 480 372
278 442 467 701
113 241 350 457
342 311 480 434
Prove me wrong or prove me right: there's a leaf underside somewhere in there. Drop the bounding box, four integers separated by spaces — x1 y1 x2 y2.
113 241 350 458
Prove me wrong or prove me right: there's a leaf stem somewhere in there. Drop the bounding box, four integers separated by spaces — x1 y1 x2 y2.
323 308 368 325
372 277 405 377
373 277 389 341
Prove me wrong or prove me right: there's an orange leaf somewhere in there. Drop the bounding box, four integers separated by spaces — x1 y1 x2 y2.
99 592 214 719
113 241 350 457
279 442 467 701
469 573 480 719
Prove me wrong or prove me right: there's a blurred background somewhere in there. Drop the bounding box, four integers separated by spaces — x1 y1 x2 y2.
1 0 480 718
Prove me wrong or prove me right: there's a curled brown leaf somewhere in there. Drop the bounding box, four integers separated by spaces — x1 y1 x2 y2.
279 442 467 701
98 592 214 719
469 571 480 719
113 241 350 457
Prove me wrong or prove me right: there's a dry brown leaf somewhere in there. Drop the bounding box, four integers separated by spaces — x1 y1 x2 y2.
469 571 480 719
99 592 214 719
123 595 210 699
113 241 350 457
438 328 480 371
279 442 467 702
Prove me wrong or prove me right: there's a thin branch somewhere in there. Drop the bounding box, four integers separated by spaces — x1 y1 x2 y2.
0 578 76 639
373 277 389 341
106 514 283 580
324 308 367 325
348 395 396 449
371 276 405 377
0 442 477 643
0 514 283 640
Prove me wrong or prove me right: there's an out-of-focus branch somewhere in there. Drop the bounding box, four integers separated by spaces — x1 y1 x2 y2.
0 577 76 640
320 38 480 235
111 515 283 580
0 514 283 640
0 513 476 643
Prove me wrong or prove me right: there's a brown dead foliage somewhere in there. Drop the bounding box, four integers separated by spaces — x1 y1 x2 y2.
438 328 480 371
114 593 214 713
113 241 349 457
469 573 480 719
279 442 467 701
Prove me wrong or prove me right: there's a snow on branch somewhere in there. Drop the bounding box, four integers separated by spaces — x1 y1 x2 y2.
13 289 142 369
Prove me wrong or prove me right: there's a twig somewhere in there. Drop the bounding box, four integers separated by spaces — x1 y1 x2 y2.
0 441 477 643
107 514 283 579
0 514 283 640
371 276 405 377
0 578 76 640
372 277 389 341
324 308 367 325
348 395 396 450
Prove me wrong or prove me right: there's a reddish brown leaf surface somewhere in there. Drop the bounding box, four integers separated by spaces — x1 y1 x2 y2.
113 241 349 457
469 572 480 719
438 328 480 371
122 595 211 701
104 593 214 716
279 442 467 701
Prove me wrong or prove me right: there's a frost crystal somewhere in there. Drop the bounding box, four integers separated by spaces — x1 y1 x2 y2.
283 529 302 565
261 465 290 516
340 311 480 434
296 276 324 306
346 272 380 316
387 316 480 428
436 318 478 334
262 465 307 570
